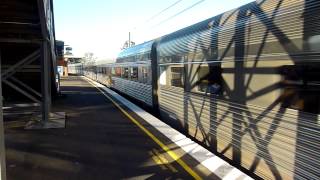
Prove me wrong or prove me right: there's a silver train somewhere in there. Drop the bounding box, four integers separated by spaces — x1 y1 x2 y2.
68 0 320 179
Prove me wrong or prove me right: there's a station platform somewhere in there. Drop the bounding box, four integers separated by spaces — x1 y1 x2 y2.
4 76 252 180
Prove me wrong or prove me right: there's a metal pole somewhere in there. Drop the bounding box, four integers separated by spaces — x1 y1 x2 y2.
0 49 7 180
129 32 131 48
41 41 50 122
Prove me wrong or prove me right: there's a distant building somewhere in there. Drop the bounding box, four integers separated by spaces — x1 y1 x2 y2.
56 40 67 77
56 40 64 60
55 41 84 76
65 56 83 64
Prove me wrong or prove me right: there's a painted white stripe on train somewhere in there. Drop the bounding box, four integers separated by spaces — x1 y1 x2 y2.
84 76 253 180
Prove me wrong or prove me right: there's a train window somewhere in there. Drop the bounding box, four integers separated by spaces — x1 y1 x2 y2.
145 53 150 60
279 64 320 114
172 55 183 63
130 67 138 81
140 67 149 84
170 66 184 88
106 67 111 75
127 56 135 62
111 67 116 76
190 64 222 94
197 66 210 92
122 67 129 79
136 54 141 61
147 67 152 85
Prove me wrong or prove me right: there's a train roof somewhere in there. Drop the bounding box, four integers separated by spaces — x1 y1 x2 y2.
158 1 256 44
95 59 116 65
117 40 154 59
156 1 260 60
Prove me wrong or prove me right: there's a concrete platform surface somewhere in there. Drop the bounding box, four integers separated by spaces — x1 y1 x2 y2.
4 76 198 180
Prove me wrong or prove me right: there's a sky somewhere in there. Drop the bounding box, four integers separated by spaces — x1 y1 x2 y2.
54 0 254 60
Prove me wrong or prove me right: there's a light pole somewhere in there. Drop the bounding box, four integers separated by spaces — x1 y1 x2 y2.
129 32 131 48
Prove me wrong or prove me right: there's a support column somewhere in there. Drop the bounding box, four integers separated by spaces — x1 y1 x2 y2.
25 41 65 129
41 41 50 122
0 50 7 180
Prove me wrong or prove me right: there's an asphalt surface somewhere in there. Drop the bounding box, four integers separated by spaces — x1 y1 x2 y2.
4 76 195 180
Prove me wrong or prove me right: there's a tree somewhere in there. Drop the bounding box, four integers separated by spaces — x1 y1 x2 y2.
83 52 96 65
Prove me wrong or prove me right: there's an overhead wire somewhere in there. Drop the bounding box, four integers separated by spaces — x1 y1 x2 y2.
131 0 205 44
152 0 206 28
145 0 184 23
132 0 184 31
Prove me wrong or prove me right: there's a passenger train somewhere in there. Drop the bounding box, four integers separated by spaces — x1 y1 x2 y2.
68 0 320 179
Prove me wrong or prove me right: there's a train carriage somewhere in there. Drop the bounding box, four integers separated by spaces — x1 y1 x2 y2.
109 41 154 106
68 63 84 75
82 41 154 106
156 1 320 179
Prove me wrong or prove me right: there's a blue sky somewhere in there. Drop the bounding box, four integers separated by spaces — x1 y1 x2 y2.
54 0 253 59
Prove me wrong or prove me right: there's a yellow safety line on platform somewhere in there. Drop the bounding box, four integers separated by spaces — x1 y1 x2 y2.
86 79 202 180
152 148 178 173
149 151 168 171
